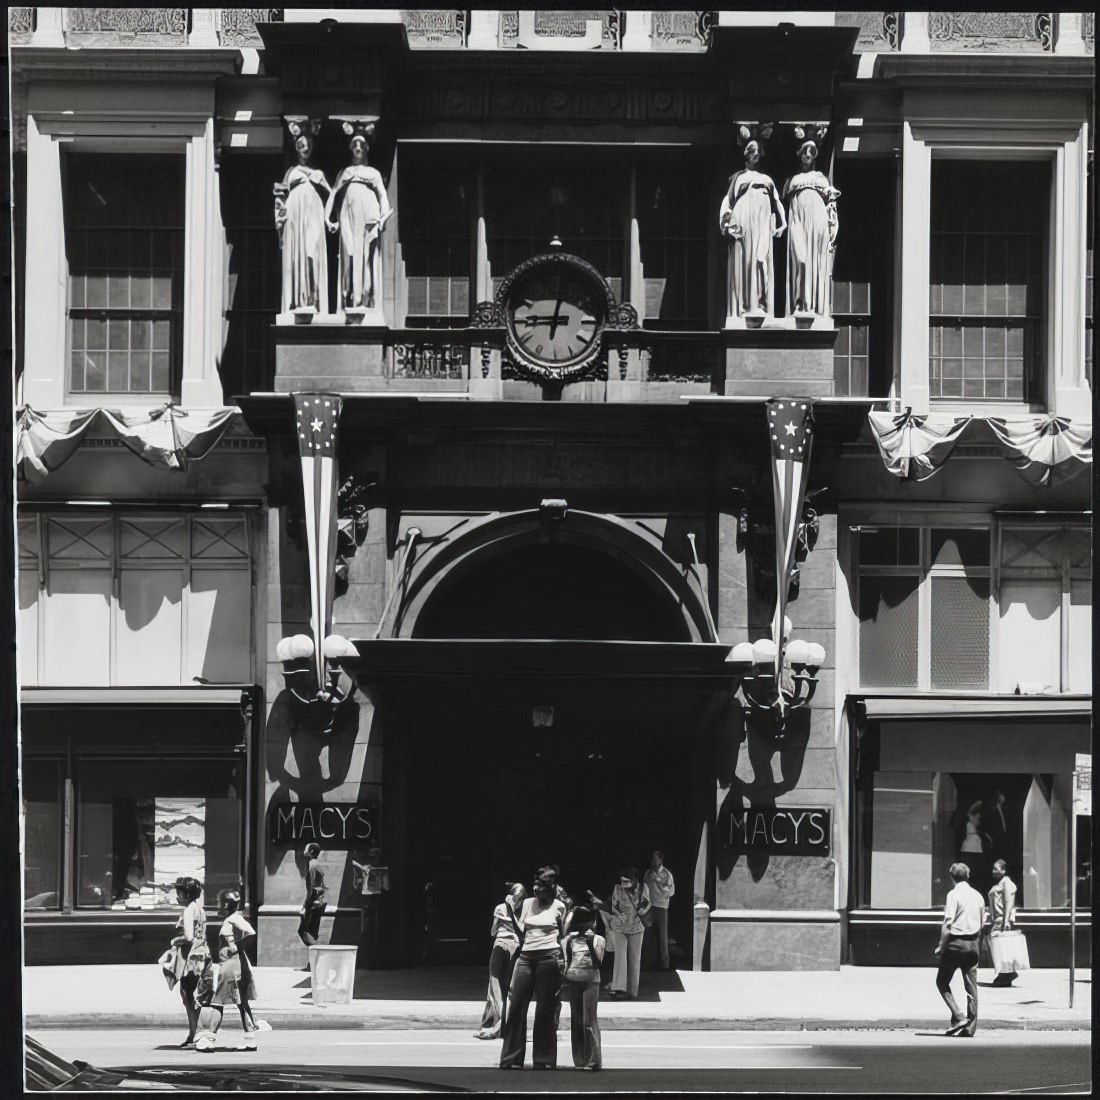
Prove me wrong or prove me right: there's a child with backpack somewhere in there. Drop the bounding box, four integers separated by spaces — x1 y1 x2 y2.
558 906 605 1071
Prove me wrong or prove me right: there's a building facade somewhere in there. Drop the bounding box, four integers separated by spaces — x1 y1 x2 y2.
11 9 1093 970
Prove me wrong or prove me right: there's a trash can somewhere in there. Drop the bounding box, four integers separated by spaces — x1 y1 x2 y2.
308 944 358 1006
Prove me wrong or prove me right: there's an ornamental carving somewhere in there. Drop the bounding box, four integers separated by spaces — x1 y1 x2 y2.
218 9 283 48
402 9 467 48
499 9 622 49
835 12 900 52
8 7 34 41
927 12 1054 52
1083 12 1095 52
65 7 189 46
651 10 713 51
392 344 465 380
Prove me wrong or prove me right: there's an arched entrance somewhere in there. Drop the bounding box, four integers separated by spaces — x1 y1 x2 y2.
385 526 719 968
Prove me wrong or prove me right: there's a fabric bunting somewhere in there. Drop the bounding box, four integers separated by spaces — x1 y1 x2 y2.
867 409 971 481
984 415 1093 488
294 392 343 695
767 399 815 690
16 403 241 481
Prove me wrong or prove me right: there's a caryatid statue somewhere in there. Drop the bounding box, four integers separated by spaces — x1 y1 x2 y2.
719 125 786 324
274 118 332 315
784 126 840 319
325 121 392 318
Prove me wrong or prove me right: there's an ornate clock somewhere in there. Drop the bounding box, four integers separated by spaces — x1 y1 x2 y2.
496 250 615 383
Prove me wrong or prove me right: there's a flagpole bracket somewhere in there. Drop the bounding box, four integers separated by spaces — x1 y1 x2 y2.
275 633 358 734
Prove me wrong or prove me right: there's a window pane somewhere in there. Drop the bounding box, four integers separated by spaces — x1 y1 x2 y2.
869 771 934 907
859 528 920 567
930 576 990 689
77 757 241 910
1022 774 1072 909
1000 526 1064 572
1068 581 1091 693
931 528 989 568
186 568 251 684
116 570 185 685
120 518 186 560
998 581 1061 693
859 575 920 687
43 570 112 685
48 517 112 561
23 759 62 910
19 569 40 687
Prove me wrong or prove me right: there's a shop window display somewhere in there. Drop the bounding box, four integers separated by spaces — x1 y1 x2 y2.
76 758 241 910
23 759 63 910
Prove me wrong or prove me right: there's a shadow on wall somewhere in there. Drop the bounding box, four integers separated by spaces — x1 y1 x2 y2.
715 700 812 883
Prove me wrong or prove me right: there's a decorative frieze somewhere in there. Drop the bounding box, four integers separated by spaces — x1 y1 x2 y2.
64 7 189 47
651 10 713 52
835 11 900 52
498 9 622 50
927 11 1054 52
218 8 283 48
392 343 466 380
1083 12 1095 52
402 9 467 49
8 7 35 43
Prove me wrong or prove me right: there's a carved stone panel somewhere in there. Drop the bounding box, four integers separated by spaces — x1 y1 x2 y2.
8 7 34 43
218 9 283 48
64 7 189 47
835 12 900 52
1083 12 1095 52
498 10 622 49
402 9 467 49
927 12 1054 52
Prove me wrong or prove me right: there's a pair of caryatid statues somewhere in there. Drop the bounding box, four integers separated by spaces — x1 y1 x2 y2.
719 124 840 323
274 118 393 317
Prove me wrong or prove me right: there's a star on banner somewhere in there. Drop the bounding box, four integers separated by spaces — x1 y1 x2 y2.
295 396 339 457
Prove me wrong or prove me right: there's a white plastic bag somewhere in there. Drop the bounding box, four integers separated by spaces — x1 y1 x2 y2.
990 929 1030 973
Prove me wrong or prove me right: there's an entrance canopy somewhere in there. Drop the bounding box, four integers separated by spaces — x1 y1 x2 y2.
342 638 740 682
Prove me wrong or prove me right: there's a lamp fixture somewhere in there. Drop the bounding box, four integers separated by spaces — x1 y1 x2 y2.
275 632 357 732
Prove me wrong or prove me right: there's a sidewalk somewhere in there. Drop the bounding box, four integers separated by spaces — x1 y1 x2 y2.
24 964 1091 1032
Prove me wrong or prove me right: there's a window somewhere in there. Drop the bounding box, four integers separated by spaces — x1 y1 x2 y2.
23 759 63 911
929 160 1049 403
18 513 253 687
857 526 991 690
857 719 1086 911
77 756 241 911
64 153 184 396
996 523 1091 693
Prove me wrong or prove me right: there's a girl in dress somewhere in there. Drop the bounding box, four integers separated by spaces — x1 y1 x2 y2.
171 877 211 1048
784 138 840 317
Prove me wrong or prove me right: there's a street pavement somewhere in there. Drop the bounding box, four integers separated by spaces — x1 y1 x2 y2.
22 964 1092 1032
34 1028 1093 1094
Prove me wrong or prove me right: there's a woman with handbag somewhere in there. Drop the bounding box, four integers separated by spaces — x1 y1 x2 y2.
499 866 567 1070
475 882 526 1040
171 877 212 1049
985 859 1025 988
599 867 651 1000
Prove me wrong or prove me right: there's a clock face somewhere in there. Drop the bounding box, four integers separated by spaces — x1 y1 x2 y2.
499 255 611 380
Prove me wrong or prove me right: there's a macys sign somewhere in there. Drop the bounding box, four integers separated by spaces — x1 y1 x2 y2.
727 807 830 856
269 801 380 849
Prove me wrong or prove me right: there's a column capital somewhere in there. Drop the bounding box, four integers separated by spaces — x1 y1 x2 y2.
900 11 931 54
32 6 65 46
189 9 220 48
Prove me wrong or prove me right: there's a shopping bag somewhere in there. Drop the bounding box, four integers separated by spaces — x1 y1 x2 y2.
158 946 184 990
989 929 1030 973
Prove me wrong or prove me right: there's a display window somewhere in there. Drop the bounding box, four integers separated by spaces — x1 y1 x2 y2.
23 758 64 910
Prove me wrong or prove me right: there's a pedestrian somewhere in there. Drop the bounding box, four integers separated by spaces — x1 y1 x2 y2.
171 877 212 1048
935 861 984 1037
643 851 676 970
559 905 605 1071
499 866 567 1070
985 859 1020 987
195 890 268 1051
475 882 526 1040
297 842 327 965
600 867 651 999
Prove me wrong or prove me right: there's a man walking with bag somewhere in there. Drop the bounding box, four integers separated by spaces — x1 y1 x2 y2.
935 862 984 1037
986 859 1022 987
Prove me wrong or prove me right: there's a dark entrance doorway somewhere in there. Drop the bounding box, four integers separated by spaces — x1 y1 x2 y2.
390 675 712 969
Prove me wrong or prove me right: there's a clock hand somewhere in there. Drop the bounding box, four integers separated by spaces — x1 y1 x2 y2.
548 298 565 341
519 313 571 326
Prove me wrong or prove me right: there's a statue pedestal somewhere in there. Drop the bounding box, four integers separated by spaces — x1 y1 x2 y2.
723 327 838 399
341 307 387 327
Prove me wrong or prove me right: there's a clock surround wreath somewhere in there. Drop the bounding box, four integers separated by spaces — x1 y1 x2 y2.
495 250 616 383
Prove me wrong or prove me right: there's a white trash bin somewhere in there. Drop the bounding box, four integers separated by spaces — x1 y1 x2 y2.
308 944 358 1006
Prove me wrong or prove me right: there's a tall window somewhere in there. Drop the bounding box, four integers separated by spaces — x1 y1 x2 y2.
858 526 991 690
64 153 184 396
18 513 253 687
929 159 1049 403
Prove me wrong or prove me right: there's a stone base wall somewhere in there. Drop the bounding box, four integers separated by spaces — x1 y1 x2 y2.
709 911 841 970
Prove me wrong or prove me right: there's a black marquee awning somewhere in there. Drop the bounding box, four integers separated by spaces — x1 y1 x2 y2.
341 638 743 682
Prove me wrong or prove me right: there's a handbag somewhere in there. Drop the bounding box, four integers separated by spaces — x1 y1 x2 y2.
625 885 654 930
158 946 185 990
989 929 1030 973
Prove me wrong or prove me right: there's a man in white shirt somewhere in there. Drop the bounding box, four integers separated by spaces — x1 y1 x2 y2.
643 851 675 970
985 859 1019 987
935 862 984 1036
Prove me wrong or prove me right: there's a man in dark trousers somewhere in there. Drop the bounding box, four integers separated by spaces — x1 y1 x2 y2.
935 861 984 1037
297 842 327 968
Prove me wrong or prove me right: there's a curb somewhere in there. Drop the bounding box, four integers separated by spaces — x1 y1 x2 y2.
26 1014 1091 1033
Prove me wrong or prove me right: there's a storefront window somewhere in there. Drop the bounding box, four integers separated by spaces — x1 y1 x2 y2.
76 757 241 910
23 759 63 910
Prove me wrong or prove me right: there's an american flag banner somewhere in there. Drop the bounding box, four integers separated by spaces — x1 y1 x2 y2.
767 399 815 683
294 393 343 696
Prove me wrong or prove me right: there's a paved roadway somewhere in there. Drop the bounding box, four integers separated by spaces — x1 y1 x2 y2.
34 1028 1091 1093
